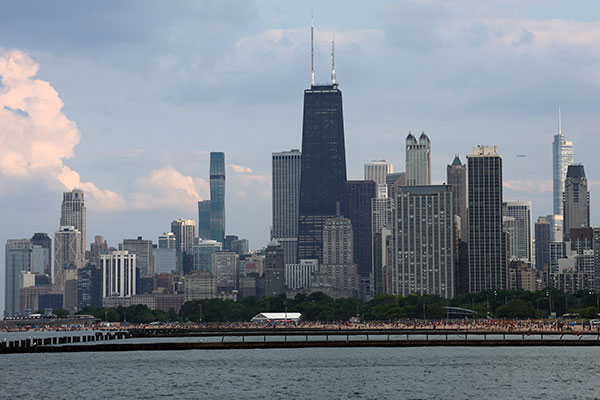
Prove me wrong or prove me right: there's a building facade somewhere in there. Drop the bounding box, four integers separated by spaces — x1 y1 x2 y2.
392 185 455 299
535 217 551 271
263 239 285 297
365 160 393 198
171 219 196 273
347 180 377 278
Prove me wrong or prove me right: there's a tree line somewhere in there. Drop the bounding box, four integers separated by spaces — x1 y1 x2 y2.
70 289 600 324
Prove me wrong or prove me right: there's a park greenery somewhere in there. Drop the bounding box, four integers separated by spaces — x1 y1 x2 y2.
72 289 600 324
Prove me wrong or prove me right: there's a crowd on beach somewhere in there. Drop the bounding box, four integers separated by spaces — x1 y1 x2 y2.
2 318 600 333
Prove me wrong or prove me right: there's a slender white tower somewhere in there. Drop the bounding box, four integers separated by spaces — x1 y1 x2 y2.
311 14 315 86
331 33 336 85
552 106 573 216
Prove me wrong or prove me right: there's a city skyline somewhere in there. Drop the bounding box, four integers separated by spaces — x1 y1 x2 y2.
3 2 600 313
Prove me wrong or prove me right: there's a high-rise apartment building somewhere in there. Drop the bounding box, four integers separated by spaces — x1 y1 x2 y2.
405 132 431 186
272 149 302 264
101 251 136 299
121 236 154 277
297 81 349 263
447 156 467 240
4 239 32 317
502 201 533 263
54 226 83 288
60 189 86 259
563 164 590 240
365 160 393 198
392 185 455 299
170 219 196 273
209 152 226 243
552 109 574 216
467 146 506 291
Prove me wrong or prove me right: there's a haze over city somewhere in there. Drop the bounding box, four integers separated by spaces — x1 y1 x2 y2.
3 0 600 313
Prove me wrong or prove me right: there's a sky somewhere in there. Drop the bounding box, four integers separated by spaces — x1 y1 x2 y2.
2 0 600 313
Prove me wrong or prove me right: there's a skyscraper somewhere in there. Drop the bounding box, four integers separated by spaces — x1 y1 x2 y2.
5 239 32 317
535 217 551 271
121 236 154 277
392 185 455 298
53 226 83 288
405 132 431 186
170 219 196 274
101 251 136 298
502 201 533 263
468 146 506 291
60 189 86 259
197 200 211 240
209 152 226 243
30 233 51 276
347 180 377 279
447 155 467 240
365 160 393 198
272 149 302 264
297 81 348 263
552 108 574 216
563 164 590 240
263 239 285 297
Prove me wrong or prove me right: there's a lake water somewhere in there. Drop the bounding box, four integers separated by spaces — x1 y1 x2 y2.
1 347 598 399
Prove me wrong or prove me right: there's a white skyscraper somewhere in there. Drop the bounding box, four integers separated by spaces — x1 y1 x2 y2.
503 201 533 263
552 108 574 215
101 250 136 298
365 160 393 198
406 132 431 186
272 149 301 264
60 189 86 259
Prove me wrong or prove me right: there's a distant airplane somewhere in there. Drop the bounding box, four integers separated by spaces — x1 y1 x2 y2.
516 154 527 158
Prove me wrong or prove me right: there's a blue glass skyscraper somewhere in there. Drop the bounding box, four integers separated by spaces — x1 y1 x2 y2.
209 152 225 242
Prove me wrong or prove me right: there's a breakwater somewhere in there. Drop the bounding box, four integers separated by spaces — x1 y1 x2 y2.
3 328 600 354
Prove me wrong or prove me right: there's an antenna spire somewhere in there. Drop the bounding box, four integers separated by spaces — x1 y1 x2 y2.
311 13 315 86
558 106 562 135
331 32 336 85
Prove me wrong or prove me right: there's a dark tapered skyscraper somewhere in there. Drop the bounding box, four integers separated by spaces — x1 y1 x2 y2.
209 152 225 243
297 82 348 263
563 164 590 240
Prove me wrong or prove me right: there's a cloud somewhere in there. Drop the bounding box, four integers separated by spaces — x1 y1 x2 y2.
230 164 252 173
504 179 552 193
131 165 209 210
0 49 125 211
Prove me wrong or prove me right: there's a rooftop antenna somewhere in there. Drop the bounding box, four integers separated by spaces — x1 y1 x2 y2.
311 12 315 86
331 32 336 85
558 106 562 135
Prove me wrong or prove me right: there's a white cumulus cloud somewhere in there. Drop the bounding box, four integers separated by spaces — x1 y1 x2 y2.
131 165 209 210
0 49 125 211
